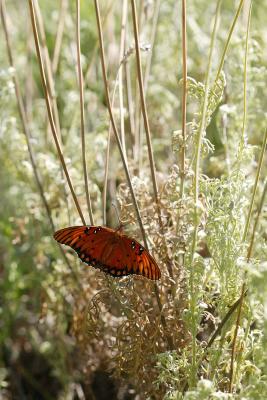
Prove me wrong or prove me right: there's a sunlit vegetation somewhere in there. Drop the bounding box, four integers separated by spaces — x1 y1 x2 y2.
0 0 267 399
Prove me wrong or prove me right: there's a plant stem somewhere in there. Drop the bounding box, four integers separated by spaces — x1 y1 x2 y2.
93 0 173 350
103 68 122 225
239 1 252 152
139 0 161 171
130 0 159 207
76 0 94 225
34 0 61 141
246 179 267 260
206 291 248 350
52 0 68 75
229 283 246 393
28 0 86 225
93 0 146 247
118 0 128 158
179 0 187 199
130 0 174 279
242 128 267 242
214 0 244 86
189 0 222 387
1 0 82 288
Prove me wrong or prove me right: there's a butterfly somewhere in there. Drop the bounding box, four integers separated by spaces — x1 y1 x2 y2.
54 226 161 280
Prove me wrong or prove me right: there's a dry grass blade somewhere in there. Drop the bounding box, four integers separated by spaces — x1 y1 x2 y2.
180 0 187 199
28 0 86 225
75 0 94 225
34 0 61 141
1 0 81 287
93 0 173 350
93 0 147 247
130 0 174 279
130 0 159 207
52 0 68 74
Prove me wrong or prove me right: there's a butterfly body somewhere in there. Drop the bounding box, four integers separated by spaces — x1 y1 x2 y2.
54 226 161 280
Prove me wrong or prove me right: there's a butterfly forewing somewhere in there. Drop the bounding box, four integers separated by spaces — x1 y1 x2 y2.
53 226 161 280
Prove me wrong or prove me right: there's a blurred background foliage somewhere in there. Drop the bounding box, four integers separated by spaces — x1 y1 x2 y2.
0 0 267 399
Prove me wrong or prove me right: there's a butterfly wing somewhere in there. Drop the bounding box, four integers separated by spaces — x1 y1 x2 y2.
54 226 117 273
54 226 161 280
119 235 161 280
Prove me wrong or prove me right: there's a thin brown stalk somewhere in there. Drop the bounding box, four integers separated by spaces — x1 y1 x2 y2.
52 0 68 75
123 10 135 148
76 0 94 225
125 60 135 144
143 0 161 94
103 129 111 226
133 0 144 166
130 0 159 203
103 72 121 225
84 0 114 85
28 0 86 225
130 0 173 279
25 23 34 121
229 283 246 393
1 0 54 234
34 0 73 225
93 0 173 350
33 0 61 140
34 0 72 225
118 0 128 158
180 0 187 198
93 0 146 247
1 0 82 288
103 58 136 224
133 85 141 165
139 0 161 170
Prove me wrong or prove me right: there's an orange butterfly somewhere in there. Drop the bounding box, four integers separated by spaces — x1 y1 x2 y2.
54 226 161 280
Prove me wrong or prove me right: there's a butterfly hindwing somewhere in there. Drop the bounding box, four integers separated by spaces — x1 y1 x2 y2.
120 236 161 280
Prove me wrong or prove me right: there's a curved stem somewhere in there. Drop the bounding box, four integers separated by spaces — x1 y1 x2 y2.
130 0 159 206
139 0 161 170
34 0 61 141
28 0 86 225
93 0 173 350
1 0 82 288
76 0 94 225
93 0 146 247
130 0 173 278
